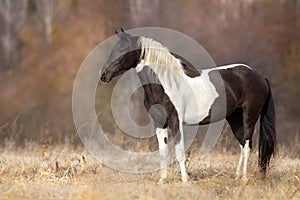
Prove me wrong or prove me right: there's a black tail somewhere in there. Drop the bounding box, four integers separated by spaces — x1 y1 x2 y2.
259 79 277 175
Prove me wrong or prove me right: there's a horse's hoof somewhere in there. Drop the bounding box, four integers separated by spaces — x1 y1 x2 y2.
255 171 266 180
235 174 242 180
157 178 167 185
241 176 248 183
182 175 189 183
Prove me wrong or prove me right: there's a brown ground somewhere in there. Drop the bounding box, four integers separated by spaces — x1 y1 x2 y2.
0 143 299 200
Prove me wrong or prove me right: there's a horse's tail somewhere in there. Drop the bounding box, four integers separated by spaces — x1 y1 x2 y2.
259 78 277 175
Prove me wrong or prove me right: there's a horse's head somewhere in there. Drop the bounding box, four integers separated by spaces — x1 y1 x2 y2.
100 28 141 82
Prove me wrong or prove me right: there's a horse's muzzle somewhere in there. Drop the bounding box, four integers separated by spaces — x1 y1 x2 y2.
100 74 108 82
100 71 112 83
100 66 108 82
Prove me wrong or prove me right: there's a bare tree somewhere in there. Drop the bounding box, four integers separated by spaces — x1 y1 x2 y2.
0 0 27 70
34 0 63 46
129 0 161 27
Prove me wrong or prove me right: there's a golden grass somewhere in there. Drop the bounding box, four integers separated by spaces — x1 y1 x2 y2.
0 143 299 200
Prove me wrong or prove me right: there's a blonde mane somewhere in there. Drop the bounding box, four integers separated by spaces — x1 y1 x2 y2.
138 37 185 88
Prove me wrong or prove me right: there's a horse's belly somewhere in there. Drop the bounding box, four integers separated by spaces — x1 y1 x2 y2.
165 75 219 125
182 100 213 125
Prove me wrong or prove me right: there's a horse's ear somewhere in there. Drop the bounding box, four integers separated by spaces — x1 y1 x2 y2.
119 28 131 40
114 28 118 34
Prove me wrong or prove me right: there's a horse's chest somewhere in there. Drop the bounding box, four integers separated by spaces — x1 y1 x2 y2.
162 75 219 125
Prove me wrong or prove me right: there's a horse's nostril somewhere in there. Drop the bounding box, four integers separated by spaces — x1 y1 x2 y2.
101 74 106 81
100 70 106 79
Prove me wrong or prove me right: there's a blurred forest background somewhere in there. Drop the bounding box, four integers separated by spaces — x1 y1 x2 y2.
0 0 299 150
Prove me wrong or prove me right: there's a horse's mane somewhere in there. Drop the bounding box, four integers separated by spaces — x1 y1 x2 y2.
138 37 185 88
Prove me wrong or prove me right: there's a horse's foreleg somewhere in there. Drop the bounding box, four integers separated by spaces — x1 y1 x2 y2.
174 122 189 183
156 128 168 183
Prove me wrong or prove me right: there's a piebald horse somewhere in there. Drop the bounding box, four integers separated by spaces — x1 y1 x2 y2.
100 29 276 183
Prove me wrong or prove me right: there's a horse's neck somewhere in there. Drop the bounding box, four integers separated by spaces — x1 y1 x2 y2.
143 56 184 89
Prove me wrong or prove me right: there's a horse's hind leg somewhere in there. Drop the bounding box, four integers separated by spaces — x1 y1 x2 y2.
226 108 244 179
241 102 261 180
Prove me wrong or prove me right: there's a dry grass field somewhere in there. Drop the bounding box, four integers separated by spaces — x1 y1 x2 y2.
0 142 299 200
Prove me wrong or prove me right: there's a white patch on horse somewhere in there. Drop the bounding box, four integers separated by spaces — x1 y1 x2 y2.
242 140 251 180
136 59 145 73
235 140 251 180
206 63 251 71
137 37 219 125
236 144 244 178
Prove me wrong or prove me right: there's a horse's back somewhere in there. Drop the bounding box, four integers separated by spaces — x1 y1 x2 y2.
218 64 268 102
201 64 269 122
